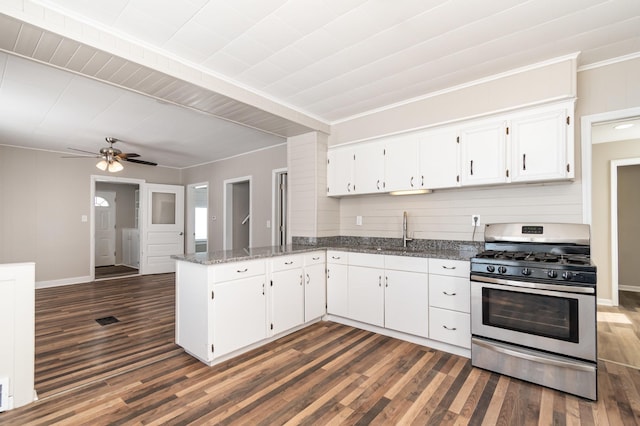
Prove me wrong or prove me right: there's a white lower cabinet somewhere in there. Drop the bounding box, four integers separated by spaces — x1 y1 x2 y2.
212 275 268 357
271 267 304 335
327 251 349 317
348 265 384 327
304 252 326 322
384 269 429 338
428 258 471 349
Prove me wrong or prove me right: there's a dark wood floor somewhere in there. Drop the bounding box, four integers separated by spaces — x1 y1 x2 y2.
598 290 640 368
95 264 139 280
2 275 640 425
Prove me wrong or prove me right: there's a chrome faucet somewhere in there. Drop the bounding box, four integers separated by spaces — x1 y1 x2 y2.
402 211 413 248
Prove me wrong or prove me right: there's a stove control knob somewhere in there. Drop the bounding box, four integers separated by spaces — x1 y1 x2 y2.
498 266 507 274
522 268 531 276
562 271 573 280
547 270 558 278
486 265 495 273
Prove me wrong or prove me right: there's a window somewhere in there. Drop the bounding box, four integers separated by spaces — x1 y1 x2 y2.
94 196 109 207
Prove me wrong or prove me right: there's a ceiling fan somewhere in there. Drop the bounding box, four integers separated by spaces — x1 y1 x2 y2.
66 137 158 172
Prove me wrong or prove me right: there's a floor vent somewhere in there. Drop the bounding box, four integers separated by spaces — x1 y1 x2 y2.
95 316 119 326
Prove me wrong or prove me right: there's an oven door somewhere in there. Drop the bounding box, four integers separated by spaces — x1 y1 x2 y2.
470 275 596 362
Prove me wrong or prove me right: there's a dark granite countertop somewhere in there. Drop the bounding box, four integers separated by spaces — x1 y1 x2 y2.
172 240 480 266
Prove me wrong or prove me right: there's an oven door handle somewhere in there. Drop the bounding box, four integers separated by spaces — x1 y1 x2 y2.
470 274 595 294
473 338 596 372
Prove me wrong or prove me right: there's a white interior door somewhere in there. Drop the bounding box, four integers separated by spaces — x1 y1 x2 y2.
141 183 185 274
95 191 116 267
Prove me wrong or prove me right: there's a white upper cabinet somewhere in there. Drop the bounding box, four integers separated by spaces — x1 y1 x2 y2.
509 102 574 182
459 118 508 186
354 141 385 194
384 134 419 192
327 100 575 196
418 127 460 189
327 147 355 196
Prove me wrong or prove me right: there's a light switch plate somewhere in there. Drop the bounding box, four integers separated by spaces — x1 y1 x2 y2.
356 216 363 226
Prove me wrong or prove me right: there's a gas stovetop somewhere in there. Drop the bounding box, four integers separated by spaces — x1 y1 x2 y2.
474 250 592 266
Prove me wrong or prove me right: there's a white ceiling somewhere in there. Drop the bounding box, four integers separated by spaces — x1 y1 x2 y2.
1 0 640 168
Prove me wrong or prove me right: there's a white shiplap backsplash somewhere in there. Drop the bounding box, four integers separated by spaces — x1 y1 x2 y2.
339 180 583 242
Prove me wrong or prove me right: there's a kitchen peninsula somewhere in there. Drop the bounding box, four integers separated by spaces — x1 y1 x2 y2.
173 240 478 366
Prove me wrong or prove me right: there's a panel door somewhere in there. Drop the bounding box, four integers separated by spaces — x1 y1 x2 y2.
510 107 570 182
384 270 429 337
460 119 508 186
348 266 384 327
418 128 460 189
212 275 267 358
141 183 184 274
327 263 348 317
304 263 326 322
271 268 304 334
95 191 116 267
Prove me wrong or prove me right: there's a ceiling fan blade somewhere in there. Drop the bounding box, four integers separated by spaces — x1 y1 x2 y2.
61 154 99 158
68 147 101 156
115 152 141 159
124 158 157 166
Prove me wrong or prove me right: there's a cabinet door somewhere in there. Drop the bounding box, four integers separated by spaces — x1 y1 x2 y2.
384 135 419 192
460 119 508 186
384 270 429 337
510 107 571 182
327 147 355 196
348 266 384 327
354 142 385 194
271 269 304 334
304 263 326 322
418 128 460 189
327 263 348 317
212 275 267 357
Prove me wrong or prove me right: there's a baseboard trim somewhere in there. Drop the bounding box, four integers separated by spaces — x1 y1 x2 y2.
619 285 640 293
36 275 92 289
597 298 614 306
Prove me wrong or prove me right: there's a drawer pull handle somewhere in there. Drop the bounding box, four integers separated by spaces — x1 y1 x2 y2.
331 256 341 260
284 261 294 265
312 256 320 260
237 268 248 273
443 325 457 331
306 274 310 284
442 266 456 270
443 291 457 296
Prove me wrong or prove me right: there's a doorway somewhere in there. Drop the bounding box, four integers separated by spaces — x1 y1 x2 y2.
187 183 209 254
224 176 251 250
273 168 288 246
94 182 140 280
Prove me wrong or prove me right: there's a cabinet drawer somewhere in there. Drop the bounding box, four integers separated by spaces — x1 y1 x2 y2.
385 255 428 273
349 252 381 268
271 255 303 271
213 259 265 282
429 307 470 349
327 250 348 265
304 251 326 266
428 259 469 278
429 275 470 313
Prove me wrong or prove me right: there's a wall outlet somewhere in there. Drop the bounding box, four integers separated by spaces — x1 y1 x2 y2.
472 214 480 226
356 216 363 226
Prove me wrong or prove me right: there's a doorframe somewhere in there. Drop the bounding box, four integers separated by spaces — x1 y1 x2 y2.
90 175 145 281
581 106 640 306
271 168 287 246
186 182 209 254
223 176 252 250
610 157 640 307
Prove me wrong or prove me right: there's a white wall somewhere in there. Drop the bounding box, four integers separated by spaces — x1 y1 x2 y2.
181 144 287 250
0 145 181 284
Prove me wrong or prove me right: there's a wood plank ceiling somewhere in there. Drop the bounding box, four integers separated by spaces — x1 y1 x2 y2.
0 1 639 167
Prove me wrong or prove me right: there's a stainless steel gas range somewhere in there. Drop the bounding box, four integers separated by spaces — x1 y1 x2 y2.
470 223 597 400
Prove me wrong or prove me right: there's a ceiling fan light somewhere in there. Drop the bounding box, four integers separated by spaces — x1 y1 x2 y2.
108 160 123 172
96 159 108 171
